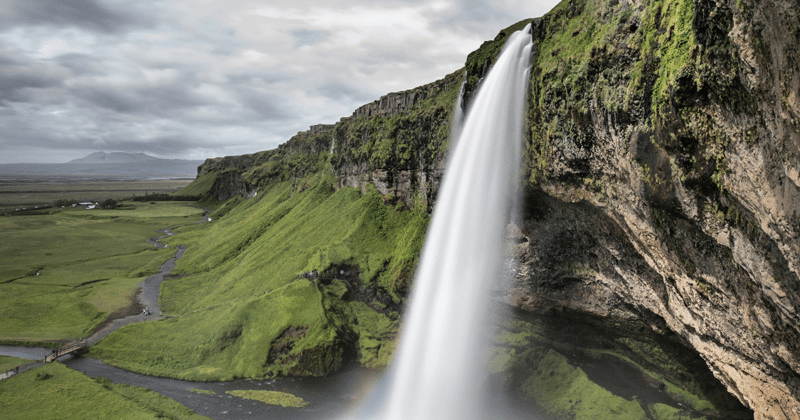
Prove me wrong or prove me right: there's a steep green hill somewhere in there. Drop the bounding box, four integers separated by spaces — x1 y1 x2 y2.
90 172 427 379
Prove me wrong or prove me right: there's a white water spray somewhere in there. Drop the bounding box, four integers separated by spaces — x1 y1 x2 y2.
355 24 533 420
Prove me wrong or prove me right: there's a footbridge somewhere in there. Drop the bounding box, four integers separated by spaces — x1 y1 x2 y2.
44 341 86 363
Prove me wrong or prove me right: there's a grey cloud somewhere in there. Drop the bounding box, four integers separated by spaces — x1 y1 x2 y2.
291 29 329 47
360 40 435 65
315 81 374 104
55 53 106 76
0 118 68 150
228 72 293 88
0 111 200 158
1 0 153 34
427 0 536 38
0 52 64 105
0 55 18 66
0 73 61 104
222 74 298 122
72 86 139 114
237 89 294 121
71 80 207 117
137 84 207 114
89 134 196 156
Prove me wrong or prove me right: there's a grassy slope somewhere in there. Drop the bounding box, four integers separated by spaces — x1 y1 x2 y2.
0 363 208 420
519 348 649 419
0 203 205 342
512 348 720 419
89 172 426 380
174 171 216 197
491 315 752 419
0 355 29 372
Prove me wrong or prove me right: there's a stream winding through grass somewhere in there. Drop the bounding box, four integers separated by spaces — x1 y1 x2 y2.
1 206 379 419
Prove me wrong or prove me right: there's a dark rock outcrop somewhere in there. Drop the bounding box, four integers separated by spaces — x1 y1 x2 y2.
197 154 266 200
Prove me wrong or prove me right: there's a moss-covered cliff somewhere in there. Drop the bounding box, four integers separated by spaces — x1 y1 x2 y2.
173 0 799 418
518 1 800 419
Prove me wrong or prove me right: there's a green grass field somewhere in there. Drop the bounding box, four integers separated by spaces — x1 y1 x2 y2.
0 202 205 343
0 355 29 372
88 172 423 380
0 362 208 420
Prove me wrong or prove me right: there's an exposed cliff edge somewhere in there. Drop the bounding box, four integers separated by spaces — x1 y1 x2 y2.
185 1 799 418
194 69 463 209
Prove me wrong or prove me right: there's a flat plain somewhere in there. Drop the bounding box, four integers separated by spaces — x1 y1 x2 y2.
0 195 205 344
0 174 193 207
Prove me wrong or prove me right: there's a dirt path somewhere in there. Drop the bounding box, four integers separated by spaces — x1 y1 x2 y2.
85 245 187 346
85 206 210 346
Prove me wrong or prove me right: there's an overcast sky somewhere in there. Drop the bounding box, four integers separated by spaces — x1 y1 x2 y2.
0 0 559 163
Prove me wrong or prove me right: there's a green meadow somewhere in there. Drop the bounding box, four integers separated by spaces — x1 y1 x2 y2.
0 362 208 420
0 355 28 372
0 202 205 343
88 172 426 380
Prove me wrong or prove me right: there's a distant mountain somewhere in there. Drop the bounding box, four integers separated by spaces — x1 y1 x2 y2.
0 152 204 179
67 152 161 164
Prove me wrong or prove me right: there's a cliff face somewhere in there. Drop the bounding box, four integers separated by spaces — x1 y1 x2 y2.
517 0 800 418
196 70 464 209
331 72 464 210
188 1 799 417
197 155 265 200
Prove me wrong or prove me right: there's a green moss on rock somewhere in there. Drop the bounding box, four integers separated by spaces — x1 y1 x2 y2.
520 348 648 419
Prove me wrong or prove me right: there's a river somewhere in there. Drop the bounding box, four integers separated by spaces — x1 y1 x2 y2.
0 208 389 419
63 356 379 420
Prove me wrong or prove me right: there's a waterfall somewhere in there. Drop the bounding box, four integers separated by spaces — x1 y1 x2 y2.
351 23 533 420
450 73 468 147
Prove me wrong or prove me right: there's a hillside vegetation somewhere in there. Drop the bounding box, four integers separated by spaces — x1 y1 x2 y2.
0 362 208 420
89 172 428 380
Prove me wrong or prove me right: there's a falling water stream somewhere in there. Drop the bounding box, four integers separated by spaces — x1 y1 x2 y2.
354 24 534 420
